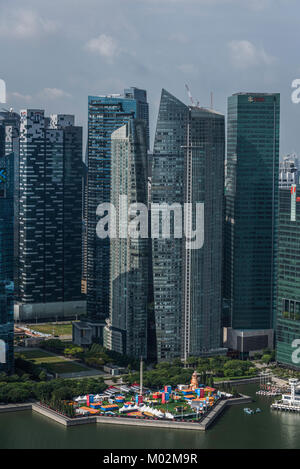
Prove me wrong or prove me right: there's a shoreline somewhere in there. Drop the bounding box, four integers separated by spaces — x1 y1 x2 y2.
0 395 252 431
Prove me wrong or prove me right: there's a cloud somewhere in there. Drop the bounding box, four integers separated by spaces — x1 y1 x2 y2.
85 34 119 61
9 92 32 102
0 10 59 38
38 88 71 100
9 88 71 106
177 64 198 74
169 33 189 44
228 40 276 69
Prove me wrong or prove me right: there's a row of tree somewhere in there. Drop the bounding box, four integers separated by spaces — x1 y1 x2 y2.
0 372 106 404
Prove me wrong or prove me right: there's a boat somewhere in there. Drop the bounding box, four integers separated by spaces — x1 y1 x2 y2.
255 408 262 413
243 408 254 415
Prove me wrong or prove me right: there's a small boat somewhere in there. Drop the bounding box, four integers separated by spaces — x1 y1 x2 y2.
243 408 254 415
256 408 262 413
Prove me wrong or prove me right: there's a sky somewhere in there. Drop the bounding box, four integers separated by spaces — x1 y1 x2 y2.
1 0 300 154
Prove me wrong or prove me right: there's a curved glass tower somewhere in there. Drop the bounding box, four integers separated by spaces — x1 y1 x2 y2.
104 120 149 358
152 89 225 361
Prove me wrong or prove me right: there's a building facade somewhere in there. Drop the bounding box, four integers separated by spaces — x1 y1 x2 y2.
103 120 149 358
86 89 149 343
279 154 299 189
152 89 225 361
0 110 20 373
14 111 85 322
276 186 300 370
224 93 280 356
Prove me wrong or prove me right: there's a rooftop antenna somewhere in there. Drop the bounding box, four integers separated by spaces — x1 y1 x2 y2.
210 92 213 110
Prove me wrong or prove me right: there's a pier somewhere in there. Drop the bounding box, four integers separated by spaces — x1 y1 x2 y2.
271 403 300 413
270 379 300 414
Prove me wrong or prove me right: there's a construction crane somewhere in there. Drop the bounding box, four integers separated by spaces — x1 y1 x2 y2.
185 84 196 107
185 84 203 108
185 85 215 110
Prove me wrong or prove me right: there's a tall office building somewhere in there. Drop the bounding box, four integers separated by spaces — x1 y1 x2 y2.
103 120 148 358
276 186 300 370
224 93 280 356
0 110 20 373
124 88 150 149
152 89 225 362
85 88 149 344
14 111 85 322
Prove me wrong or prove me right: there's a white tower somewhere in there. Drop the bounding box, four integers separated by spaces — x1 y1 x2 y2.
289 378 299 404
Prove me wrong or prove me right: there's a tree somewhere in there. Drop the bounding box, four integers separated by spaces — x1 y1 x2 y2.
261 354 272 364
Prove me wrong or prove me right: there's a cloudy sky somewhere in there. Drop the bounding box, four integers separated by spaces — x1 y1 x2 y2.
1 0 300 153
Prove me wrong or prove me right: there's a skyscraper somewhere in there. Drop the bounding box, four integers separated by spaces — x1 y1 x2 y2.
103 120 149 358
0 110 20 373
124 87 150 149
85 88 149 343
14 111 85 322
152 89 225 361
276 186 300 370
224 93 280 356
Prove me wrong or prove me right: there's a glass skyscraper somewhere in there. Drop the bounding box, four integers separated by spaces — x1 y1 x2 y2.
104 120 149 359
14 111 85 322
0 110 20 373
224 93 280 355
86 89 149 343
152 89 225 361
276 186 300 370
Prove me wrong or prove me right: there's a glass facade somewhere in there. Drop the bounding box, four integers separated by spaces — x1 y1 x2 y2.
15 112 83 321
104 120 149 359
276 187 300 370
152 90 187 361
152 89 225 361
224 93 280 332
86 89 149 337
0 111 20 373
184 107 225 359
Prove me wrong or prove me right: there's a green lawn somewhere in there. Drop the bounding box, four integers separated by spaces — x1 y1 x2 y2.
27 322 73 336
16 349 87 375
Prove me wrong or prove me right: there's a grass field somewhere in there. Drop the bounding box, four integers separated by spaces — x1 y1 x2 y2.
16 349 88 375
27 323 73 336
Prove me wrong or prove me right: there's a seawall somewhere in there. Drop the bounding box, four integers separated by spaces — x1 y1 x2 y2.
0 395 252 431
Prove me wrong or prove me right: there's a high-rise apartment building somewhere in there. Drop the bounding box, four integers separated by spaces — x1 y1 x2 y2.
224 93 280 356
276 186 300 370
85 88 149 344
14 111 85 322
152 89 225 361
0 110 20 373
103 120 149 358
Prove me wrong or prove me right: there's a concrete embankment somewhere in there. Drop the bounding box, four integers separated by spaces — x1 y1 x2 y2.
96 416 206 431
216 377 261 386
31 403 98 426
0 396 252 431
0 403 32 414
200 395 252 430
